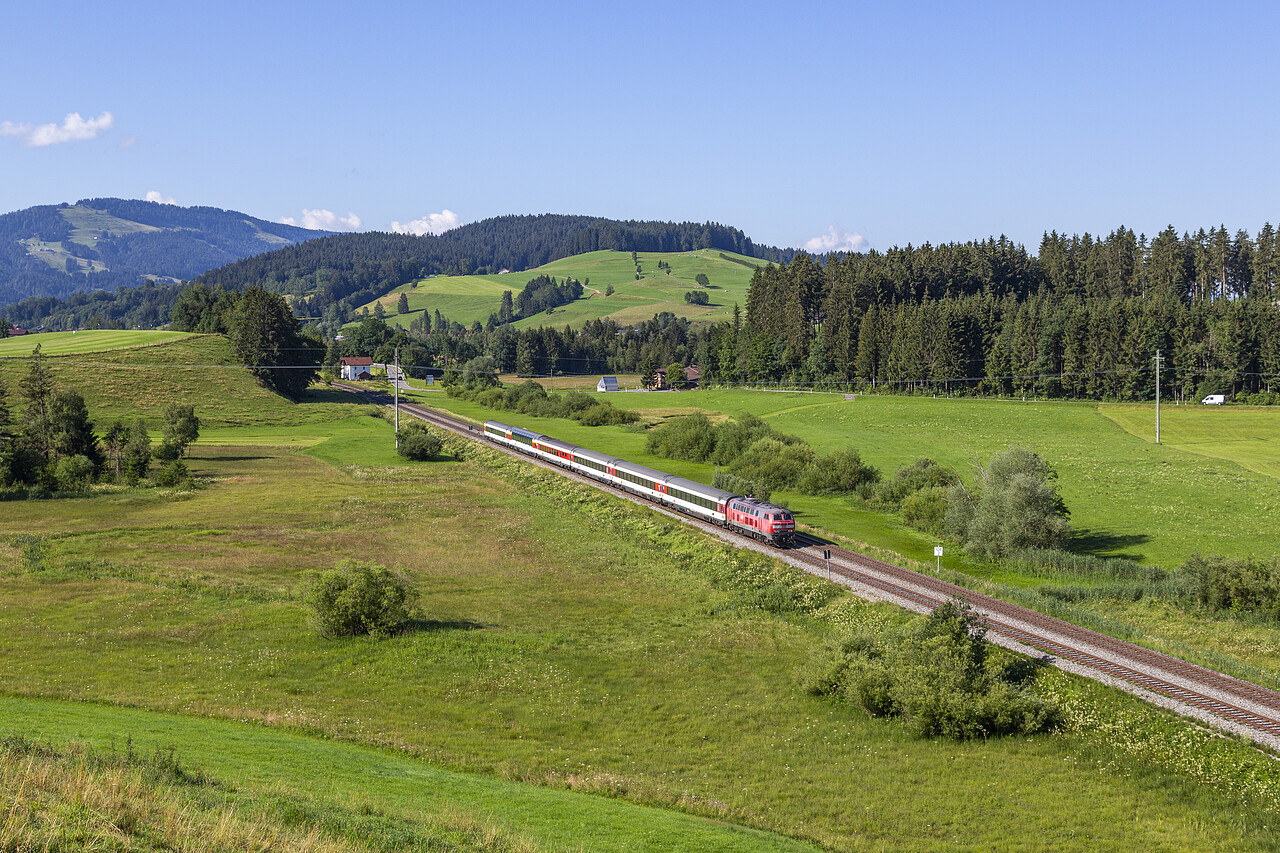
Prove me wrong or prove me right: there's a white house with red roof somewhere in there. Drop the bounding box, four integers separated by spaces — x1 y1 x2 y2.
338 356 374 381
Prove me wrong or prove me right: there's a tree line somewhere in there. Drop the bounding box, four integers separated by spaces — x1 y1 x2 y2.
739 229 1280 400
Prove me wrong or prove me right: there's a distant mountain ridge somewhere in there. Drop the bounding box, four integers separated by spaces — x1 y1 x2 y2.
3 212 795 331
0 197 331 308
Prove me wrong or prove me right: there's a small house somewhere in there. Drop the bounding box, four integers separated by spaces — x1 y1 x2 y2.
597 376 619 392
339 356 374 381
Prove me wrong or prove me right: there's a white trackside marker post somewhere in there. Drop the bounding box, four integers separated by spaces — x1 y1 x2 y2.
824 549 831 580
935 545 943 572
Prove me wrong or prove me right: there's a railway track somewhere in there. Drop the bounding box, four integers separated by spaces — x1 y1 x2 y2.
337 382 1280 746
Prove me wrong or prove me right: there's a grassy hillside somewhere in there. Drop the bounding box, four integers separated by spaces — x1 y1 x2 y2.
0 329 195 357
4 698 806 853
357 249 763 330
24 333 353 428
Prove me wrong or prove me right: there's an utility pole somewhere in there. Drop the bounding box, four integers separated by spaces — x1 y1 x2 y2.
394 345 400 449
1154 349 1165 441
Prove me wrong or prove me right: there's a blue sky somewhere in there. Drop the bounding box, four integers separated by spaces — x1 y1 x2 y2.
3 1 1278 252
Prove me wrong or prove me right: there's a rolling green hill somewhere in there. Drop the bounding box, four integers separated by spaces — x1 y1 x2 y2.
358 248 764 330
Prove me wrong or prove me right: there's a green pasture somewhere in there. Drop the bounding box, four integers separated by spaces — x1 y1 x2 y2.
400 385 1280 689
1 413 1273 850
4 697 810 853
61 204 161 244
355 249 762 331
1102 403 1280 479
0 329 195 357
3 337 1280 849
449 388 1278 570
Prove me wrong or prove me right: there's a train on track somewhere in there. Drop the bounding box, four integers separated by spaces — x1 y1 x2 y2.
483 420 796 547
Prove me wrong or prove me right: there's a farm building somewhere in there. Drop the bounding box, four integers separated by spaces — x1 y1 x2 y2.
597 376 619 392
339 356 373 381
652 366 700 390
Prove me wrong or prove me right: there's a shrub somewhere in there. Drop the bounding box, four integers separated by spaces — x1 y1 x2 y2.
807 600 1059 739
712 469 771 502
796 448 881 495
154 459 191 488
123 420 153 486
899 485 950 535
446 379 637 426
729 437 813 492
54 454 95 491
955 446 1070 559
872 458 953 510
708 413 787 466
1183 553 1280 619
304 559 416 638
645 412 717 461
645 411 798 468
397 423 443 461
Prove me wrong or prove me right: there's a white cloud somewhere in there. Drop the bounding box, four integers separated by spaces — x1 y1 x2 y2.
145 191 177 205
389 209 461 236
1 111 115 147
280 208 363 232
803 226 867 253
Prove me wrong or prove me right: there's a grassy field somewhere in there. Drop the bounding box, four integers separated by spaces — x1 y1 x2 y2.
428 389 1279 570
4 336 1280 849
1102 402 1280 479
1 419 1275 850
0 329 196 357
3 697 809 852
354 249 763 331
411 386 1280 687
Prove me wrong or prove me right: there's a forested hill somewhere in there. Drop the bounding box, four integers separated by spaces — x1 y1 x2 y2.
4 214 791 330
192 215 792 326
0 198 329 308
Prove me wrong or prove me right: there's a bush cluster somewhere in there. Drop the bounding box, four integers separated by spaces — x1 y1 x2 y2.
1184 553 1280 619
645 412 878 495
303 560 416 638
397 422 443 461
711 470 770 501
447 379 637 427
804 600 1059 739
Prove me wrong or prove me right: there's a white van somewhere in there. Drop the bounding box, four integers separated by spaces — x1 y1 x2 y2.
1201 394 1226 405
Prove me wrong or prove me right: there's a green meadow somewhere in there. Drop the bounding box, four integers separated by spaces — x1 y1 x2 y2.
417 389 1280 569
355 249 763 331
0 329 196 357
2 413 1274 850
3 335 1280 850
414 386 1280 685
